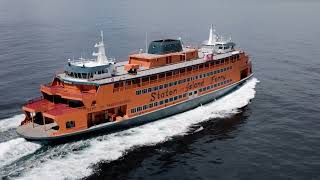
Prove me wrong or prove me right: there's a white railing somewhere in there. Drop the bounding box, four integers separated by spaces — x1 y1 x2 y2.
69 58 95 64
69 57 116 65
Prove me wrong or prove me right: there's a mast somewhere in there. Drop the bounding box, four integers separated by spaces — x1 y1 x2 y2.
101 30 104 43
93 30 108 64
207 24 217 45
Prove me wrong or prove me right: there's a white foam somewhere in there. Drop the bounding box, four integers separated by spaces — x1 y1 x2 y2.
0 138 41 167
193 126 204 133
17 78 259 180
0 114 24 133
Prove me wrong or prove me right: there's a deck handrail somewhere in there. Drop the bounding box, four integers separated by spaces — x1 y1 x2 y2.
24 96 44 106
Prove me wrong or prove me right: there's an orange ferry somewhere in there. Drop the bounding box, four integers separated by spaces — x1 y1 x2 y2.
17 26 253 142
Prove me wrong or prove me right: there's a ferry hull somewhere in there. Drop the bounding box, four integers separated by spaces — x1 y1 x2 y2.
17 75 253 143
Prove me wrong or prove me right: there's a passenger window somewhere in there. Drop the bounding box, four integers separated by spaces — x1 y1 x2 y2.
66 121 75 129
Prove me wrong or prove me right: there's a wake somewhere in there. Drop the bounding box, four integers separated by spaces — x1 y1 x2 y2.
0 114 24 133
0 138 41 167
11 78 258 180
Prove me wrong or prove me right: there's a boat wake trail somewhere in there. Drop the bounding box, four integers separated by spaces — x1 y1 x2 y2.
0 138 41 167
0 114 24 133
14 78 258 180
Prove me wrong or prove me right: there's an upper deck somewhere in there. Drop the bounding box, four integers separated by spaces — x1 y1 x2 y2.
57 27 242 86
58 49 241 85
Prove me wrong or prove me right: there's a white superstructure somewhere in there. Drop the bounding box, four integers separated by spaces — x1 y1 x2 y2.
64 31 116 80
200 25 236 59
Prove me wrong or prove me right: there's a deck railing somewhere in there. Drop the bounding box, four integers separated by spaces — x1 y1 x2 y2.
40 84 95 100
24 96 44 106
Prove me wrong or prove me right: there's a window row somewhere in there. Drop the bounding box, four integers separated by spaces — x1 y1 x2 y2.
131 93 188 114
114 54 241 89
199 79 232 93
131 78 234 114
136 66 232 95
65 69 109 79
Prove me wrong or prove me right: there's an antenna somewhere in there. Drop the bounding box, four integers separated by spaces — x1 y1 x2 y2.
145 32 148 53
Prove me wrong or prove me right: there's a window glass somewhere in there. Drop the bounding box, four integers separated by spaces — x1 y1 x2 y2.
66 121 75 129
166 71 172 77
